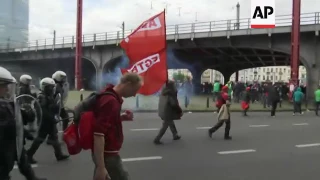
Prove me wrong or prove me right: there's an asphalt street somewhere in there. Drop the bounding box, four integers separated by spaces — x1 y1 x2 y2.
11 111 320 180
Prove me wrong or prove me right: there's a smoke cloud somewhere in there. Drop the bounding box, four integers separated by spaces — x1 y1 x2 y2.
99 48 198 111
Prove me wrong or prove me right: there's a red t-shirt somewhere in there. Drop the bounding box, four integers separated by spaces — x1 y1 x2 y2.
216 92 229 108
93 85 124 156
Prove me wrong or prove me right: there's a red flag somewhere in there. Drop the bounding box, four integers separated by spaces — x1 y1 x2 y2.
120 11 168 95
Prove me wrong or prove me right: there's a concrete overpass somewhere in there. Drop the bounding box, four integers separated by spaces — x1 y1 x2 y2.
1 12 320 98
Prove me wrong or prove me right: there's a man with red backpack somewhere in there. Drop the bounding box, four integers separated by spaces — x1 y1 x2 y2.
90 73 142 180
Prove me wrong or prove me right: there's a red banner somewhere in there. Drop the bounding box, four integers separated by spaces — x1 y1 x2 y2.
120 11 168 95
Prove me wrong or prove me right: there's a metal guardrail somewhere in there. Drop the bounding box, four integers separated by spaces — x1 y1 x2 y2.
0 12 319 51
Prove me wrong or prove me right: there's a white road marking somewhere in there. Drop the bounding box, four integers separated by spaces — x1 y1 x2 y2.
58 130 63 133
295 143 320 148
14 164 38 169
122 156 162 162
196 127 211 130
130 128 159 131
249 125 270 128
293 123 309 126
218 149 256 155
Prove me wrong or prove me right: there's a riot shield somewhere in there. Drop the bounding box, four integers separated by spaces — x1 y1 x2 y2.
54 93 62 122
15 102 24 163
62 82 69 107
16 94 42 134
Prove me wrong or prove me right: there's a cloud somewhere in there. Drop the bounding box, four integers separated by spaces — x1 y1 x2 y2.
28 0 320 40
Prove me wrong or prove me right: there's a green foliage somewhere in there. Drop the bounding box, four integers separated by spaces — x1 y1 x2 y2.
172 72 188 82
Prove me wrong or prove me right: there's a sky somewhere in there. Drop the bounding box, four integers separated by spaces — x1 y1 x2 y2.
28 0 320 40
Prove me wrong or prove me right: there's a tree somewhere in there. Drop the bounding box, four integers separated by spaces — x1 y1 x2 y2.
173 72 187 82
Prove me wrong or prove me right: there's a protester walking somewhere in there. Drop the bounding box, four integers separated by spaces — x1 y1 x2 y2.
92 73 142 180
208 95 232 140
154 80 183 145
269 85 281 117
292 87 304 115
315 86 320 116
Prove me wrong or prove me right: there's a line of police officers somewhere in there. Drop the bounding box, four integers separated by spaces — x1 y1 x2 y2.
0 67 70 180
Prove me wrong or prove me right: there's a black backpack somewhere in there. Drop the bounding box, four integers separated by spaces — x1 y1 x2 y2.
73 91 116 125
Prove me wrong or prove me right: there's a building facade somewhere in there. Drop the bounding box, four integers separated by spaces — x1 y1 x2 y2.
169 66 307 84
0 0 29 45
229 66 307 84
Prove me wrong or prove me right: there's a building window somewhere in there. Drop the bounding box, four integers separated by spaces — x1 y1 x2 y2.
263 75 265 80
271 76 273 80
276 68 278 73
275 76 278 80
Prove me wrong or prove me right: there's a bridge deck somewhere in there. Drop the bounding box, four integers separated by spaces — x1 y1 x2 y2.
0 12 320 53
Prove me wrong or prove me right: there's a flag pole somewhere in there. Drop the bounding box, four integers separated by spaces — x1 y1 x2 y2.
164 8 169 84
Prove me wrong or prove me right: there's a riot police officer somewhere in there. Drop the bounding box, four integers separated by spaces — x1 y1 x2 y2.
0 67 46 180
52 71 69 130
18 75 34 96
18 74 39 132
27 77 69 164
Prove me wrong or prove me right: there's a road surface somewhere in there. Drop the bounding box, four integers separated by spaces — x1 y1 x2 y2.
11 112 320 180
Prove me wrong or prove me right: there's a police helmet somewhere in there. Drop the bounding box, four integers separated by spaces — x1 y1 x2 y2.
40 77 55 91
52 71 67 82
0 67 15 84
12 76 17 83
19 74 32 85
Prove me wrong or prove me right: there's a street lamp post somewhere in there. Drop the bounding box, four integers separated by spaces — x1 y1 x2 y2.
272 72 275 84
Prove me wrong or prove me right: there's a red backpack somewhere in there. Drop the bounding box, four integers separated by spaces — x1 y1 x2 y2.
63 91 116 155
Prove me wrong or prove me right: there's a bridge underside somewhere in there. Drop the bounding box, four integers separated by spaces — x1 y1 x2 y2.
173 47 303 79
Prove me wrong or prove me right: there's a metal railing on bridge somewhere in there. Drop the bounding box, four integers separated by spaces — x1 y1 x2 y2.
1 12 319 52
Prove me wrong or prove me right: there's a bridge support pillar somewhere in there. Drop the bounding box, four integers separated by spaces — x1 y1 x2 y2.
235 71 239 82
96 67 104 90
191 69 204 94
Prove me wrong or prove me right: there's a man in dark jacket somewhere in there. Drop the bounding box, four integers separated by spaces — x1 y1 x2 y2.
241 87 251 116
155 81 182 145
268 85 281 117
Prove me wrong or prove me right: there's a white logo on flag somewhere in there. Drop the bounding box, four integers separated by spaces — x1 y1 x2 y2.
138 17 162 32
127 54 160 74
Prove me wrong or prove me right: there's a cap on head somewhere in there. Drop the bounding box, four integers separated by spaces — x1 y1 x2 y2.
222 85 228 91
0 67 15 85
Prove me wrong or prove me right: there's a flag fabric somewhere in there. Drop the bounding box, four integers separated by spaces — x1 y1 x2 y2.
120 11 168 95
